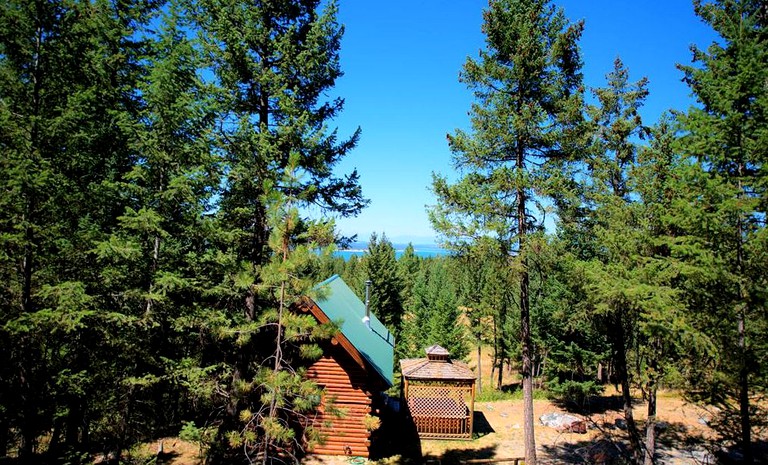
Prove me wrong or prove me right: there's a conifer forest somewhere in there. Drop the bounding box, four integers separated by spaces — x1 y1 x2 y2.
0 0 766 464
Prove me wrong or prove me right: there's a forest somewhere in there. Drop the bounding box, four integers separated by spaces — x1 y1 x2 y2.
0 0 766 464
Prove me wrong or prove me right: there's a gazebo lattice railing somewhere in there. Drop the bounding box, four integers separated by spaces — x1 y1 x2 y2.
404 381 474 439
400 345 476 440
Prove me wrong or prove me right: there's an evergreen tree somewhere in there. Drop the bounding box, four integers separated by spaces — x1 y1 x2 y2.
397 243 421 310
398 265 430 359
563 60 709 465
532 237 608 409
0 0 155 458
184 1 367 460
340 254 365 296
675 1 768 458
0 0 366 461
581 58 650 461
228 162 336 464
430 1 585 462
399 258 467 361
363 233 404 334
454 247 497 393
192 0 366 274
631 118 716 465
89 2 221 456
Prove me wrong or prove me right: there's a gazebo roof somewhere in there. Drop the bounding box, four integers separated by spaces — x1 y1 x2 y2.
400 345 476 381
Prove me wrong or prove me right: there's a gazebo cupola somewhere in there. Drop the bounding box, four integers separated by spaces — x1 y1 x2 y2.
425 344 450 362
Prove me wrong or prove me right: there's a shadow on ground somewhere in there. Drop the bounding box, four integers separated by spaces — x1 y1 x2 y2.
500 382 521 394
370 403 422 461
154 450 183 464
423 444 498 465
540 433 629 464
473 411 495 438
553 394 646 416
540 420 720 464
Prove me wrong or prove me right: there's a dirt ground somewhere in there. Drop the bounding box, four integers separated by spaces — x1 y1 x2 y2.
134 350 761 464
417 391 716 464
300 390 720 465
145 390 720 465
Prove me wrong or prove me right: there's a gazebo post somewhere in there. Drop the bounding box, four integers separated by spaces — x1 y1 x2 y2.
469 381 475 437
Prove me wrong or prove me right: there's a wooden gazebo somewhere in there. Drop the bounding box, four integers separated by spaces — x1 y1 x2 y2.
400 345 476 440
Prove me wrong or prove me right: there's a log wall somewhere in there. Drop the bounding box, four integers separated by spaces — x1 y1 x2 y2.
306 346 375 457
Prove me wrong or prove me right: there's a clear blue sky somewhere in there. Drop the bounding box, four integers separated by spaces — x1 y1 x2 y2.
326 0 719 244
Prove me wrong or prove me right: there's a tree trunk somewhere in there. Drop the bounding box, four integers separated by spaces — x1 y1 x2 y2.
21 7 44 317
738 311 751 462
491 315 498 389
517 161 536 465
497 301 505 390
537 350 548 389
47 417 63 457
736 165 751 463
520 266 536 465
65 398 82 449
18 363 36 463
477 342 483 393
644 363 658 465
18 424 35 463
144 175 163 316
611 315 642 464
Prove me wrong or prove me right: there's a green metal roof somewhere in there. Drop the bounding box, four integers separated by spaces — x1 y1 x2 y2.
313 275 395 386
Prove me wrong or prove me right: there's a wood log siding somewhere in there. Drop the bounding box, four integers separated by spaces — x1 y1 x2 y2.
306 348 375 457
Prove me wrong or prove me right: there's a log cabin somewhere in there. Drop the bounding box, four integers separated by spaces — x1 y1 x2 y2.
295 275 395 457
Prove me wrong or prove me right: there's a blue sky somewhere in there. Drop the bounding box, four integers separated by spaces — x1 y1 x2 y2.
324 0 719 244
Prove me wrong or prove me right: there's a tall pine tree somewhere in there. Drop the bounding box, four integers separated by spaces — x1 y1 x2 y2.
363 233 404 335
430 1 585 462
675 0 767 459
184 1 367 461
581 58 650 462
0 0 156 458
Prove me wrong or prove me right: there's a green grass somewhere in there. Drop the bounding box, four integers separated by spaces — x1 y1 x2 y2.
475 386 548 402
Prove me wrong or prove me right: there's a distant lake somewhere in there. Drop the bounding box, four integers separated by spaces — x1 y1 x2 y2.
335 243 449 260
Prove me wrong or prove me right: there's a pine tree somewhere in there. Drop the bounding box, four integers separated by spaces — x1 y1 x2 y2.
0 0 155 458
581 58 650 462
397 243 421 310
566 60 709 465
532 237 607 409
454 247 498 393
675 1 768 459
88 2 221 456
233 162 336 464
630 118 718 465
399 258 467 361
430 1 585 462
192 0 366 275
363 233 404 334
185 2 367 460
341 254 365 295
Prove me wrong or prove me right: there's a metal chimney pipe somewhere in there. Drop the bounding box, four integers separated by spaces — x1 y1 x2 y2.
363 280 372 329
